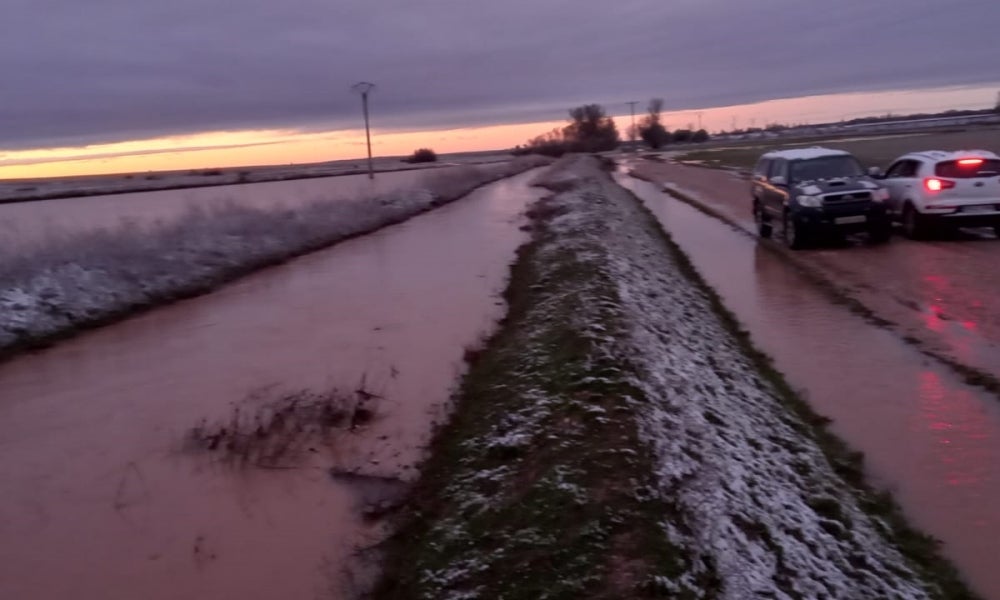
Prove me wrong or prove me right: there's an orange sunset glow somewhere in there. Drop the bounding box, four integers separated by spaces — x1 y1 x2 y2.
1 84 995 180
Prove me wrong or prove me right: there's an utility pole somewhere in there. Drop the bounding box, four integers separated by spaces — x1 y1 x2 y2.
626 101 639 149
351 82 376 180
696 111 703 131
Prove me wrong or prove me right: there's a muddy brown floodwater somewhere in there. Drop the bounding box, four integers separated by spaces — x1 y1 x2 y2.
618 172 1000 599
0 167 460 247
0 168 546 599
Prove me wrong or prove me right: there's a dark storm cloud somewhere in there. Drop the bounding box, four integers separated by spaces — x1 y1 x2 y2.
1 0 996 150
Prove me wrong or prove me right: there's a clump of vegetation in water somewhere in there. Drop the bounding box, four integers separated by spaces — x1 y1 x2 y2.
186 385 381 468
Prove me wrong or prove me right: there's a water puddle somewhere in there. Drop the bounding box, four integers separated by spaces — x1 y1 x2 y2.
0 168 546 599
617 172 1000 599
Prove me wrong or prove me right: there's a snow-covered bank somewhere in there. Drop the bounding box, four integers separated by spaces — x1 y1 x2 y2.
0 157 549 354
375 156 969 599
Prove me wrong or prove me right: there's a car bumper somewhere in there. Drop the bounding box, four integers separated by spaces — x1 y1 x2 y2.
936 212 1000 228
794 204 890 232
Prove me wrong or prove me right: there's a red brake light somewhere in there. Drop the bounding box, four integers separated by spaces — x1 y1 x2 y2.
925 178 956 192
958 158 984 166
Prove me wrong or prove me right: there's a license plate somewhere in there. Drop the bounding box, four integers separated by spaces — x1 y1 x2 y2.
963 204 996 214
835 215 867 225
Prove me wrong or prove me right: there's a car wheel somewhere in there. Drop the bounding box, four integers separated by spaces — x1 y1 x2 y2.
902 204 928 240
993 224 1000 240
784 213 808 249
754 200 772 238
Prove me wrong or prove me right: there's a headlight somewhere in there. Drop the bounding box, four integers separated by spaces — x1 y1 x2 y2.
872 188 890 202
796 195 823 208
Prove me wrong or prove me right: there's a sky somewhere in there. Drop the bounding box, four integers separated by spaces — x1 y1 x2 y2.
2 0 998 177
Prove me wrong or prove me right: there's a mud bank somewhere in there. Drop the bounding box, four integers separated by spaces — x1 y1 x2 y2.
374 156 971 599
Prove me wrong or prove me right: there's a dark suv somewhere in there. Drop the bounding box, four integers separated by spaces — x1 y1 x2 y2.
751 147 892 248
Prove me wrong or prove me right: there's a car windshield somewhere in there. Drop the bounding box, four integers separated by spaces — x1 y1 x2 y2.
790 156 863 181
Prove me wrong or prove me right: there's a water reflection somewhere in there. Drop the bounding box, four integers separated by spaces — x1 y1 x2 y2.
916 370 993 490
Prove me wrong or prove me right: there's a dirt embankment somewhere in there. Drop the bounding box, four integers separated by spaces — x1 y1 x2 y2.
373 156 973 599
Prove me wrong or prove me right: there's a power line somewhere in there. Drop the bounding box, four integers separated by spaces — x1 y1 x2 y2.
626 101 639 146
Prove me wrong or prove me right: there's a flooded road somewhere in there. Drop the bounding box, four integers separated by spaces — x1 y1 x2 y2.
0 168 545 599
631 159 1000 395
0 167 463 247
618 172 1000 599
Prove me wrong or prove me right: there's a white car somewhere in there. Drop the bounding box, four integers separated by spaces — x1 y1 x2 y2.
876 150 1000 239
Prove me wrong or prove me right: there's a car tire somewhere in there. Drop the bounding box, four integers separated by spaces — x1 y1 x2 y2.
784 212 808 250
753 200 772 239
902 204 929 240
993 225 1000 240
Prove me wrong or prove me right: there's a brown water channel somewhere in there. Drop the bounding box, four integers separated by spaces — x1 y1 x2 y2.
618 172 1000 599
0 168 545 599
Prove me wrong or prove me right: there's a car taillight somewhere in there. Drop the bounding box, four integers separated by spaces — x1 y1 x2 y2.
925 178 955 192
958 158 984 166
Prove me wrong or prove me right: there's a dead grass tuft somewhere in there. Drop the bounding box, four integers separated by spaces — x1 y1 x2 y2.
186 386 381 469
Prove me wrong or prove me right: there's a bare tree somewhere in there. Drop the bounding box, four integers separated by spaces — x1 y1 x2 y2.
563 104 620 152
638 98 669 149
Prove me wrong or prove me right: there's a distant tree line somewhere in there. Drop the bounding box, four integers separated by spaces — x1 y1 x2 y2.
716 104 1000 137
836 107 995 126
635 98 709 148
512 99 712 157
512 104 620 157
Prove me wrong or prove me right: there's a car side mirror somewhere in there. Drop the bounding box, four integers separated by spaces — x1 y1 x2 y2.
868 166 884 179
769 175 787 186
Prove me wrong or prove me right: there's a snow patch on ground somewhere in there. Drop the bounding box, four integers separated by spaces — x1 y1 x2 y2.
543 156 929 598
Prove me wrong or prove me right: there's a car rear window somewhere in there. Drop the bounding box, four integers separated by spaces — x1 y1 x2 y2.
789 156 863 181
934 159 1000 178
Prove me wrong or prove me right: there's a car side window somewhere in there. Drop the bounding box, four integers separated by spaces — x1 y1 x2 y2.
885 161 905 178
768 159 787 180
886 160 917 178
754 158 771 180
